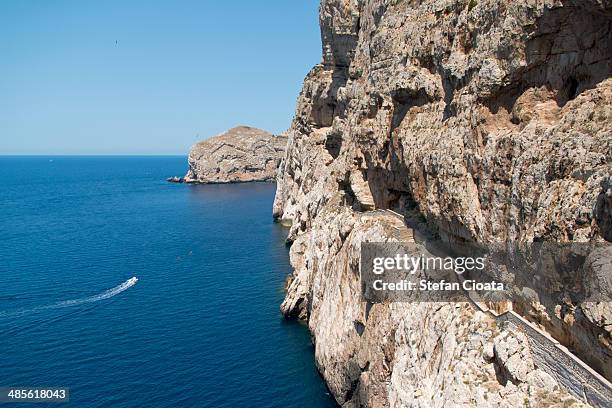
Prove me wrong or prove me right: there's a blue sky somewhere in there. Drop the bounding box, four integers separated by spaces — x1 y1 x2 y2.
0 1 320 154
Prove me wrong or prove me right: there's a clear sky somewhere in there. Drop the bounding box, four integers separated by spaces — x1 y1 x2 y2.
0 1 321 155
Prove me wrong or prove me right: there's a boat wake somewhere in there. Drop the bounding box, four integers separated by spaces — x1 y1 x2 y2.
0 277 138 318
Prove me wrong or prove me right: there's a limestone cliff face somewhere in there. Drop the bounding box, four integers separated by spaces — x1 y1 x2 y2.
274 0 611 406
181 126 287 183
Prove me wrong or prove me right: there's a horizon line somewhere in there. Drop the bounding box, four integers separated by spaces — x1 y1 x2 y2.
0 154 188 157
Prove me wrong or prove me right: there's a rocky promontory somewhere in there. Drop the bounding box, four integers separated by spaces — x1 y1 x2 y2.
170 126 287 184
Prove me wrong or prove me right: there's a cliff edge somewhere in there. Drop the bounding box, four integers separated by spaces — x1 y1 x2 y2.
274 0 611 407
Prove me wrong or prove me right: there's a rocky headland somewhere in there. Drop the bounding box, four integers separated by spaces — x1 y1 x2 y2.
169 126 287 184
274 0 611 407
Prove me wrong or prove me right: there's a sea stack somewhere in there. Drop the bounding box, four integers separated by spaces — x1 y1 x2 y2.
170 126 287 184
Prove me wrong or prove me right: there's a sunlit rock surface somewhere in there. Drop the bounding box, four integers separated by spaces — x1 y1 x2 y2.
274 0 611 406
182 126 287 184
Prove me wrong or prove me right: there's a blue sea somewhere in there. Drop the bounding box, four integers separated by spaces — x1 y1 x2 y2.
0 157 335 408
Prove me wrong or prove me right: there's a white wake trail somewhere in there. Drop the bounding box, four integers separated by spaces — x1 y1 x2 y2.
0 277 138 318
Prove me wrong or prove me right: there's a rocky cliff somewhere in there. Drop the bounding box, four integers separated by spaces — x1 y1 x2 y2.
274 0 611 406
176 126 287 183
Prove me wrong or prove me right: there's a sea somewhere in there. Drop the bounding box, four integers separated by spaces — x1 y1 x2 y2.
0 156 335 408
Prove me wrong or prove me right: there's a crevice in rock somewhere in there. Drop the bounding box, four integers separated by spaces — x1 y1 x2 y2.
442 75 458 120
354 320 365 336
365 301 373 321
594 180 612 242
